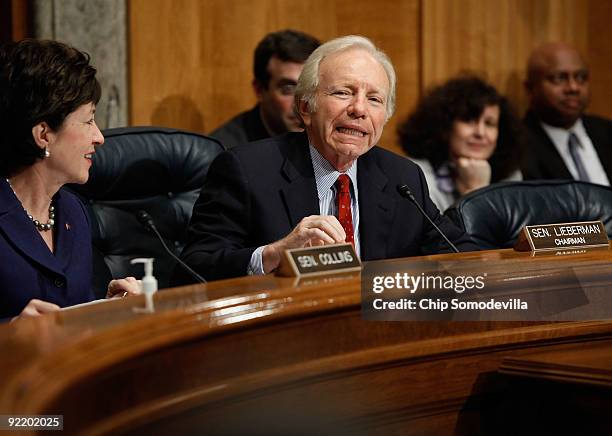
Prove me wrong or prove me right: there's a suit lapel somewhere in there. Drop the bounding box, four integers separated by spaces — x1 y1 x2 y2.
0 181 64 276
53 190 76 272
584 116 612 182
279 134 320 227
357 150 397 260
277 137 399 257
525 111 573 179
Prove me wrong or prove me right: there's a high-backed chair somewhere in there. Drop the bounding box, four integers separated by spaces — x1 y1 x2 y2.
444 180 612 249
70 127 224 297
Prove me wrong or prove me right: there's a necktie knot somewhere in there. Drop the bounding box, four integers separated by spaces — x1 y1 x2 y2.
336 174 351 194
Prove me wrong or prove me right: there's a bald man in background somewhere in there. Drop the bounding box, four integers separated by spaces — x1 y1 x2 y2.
522 42 612 185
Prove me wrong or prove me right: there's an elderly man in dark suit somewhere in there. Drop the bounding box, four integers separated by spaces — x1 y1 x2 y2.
175 35 475 283
522 42 612 185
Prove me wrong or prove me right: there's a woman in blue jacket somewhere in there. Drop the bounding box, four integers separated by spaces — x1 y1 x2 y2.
0 39 138 321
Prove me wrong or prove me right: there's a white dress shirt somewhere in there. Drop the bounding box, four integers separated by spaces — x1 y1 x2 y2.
247 144 360 275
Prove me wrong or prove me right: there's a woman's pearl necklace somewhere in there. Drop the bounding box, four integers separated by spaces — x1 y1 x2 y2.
6 179 55 232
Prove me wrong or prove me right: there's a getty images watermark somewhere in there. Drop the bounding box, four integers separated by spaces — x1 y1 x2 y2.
360 259 606 321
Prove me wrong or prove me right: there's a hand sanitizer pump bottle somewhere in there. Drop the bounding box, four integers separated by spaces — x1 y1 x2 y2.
130 258 158 312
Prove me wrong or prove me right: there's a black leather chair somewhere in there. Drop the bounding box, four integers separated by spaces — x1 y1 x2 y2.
70 127 224 297
445 180 612 249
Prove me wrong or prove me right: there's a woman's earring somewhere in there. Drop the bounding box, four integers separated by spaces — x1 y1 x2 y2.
44 148 50 158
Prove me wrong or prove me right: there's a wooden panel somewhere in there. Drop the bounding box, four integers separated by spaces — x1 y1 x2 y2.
129 1 612 156
501 339 612 386
0 0 33 43
587 0 612 119
10 0 32 40
129 0 419 155
498 339 612 434
421 0 601 117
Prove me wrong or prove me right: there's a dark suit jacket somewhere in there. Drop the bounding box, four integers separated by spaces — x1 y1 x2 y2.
175 132 476 283
0 179 94 320
209 104 269 149
522 111 612 181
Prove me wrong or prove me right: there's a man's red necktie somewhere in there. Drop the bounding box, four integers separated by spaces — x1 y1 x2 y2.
336 174 354 245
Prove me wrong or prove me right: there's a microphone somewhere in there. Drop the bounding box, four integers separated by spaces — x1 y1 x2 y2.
136 210 207 284
396 185 459 253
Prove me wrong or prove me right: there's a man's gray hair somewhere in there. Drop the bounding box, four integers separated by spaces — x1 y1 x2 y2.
294 35 396 125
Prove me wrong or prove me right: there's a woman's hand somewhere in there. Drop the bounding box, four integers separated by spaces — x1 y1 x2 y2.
454 157 492 195
106 277 142 299
11 299 60 322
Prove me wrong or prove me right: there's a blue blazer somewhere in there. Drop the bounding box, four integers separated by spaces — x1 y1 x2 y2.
0 179 94 319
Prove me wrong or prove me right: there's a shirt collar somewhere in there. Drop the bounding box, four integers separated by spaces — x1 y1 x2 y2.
541 118 587 149
308 144 358 200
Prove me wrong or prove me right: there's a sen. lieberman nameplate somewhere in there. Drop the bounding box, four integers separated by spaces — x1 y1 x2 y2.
276 243 361 277
514 220 608 251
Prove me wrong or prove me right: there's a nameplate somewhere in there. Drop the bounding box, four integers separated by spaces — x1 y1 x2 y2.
514 220 608 252
276 243 362 277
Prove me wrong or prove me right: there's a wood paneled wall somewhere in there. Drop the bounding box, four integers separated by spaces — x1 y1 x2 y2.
421 0 606 118
587 0 612 117
421 0 611 126
129 0 419 154
1 0 33 43
129 0 612 155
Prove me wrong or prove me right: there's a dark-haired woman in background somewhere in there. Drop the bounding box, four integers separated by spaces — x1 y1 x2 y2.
398 76 523 211
0 39 138 321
